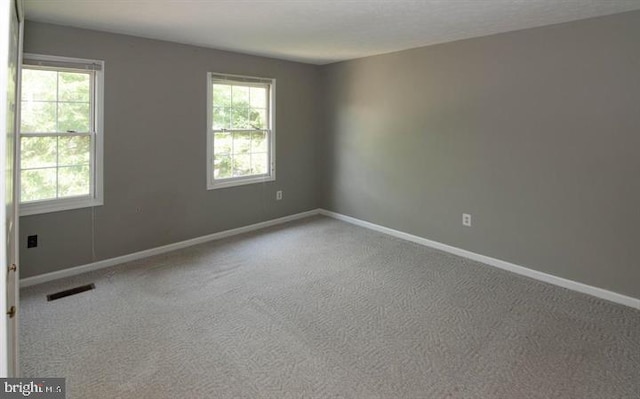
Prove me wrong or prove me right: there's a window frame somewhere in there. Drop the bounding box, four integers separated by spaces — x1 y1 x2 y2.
206 72 276 190
19 53 104 216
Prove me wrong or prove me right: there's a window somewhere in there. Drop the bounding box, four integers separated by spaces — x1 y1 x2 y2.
207 73 275 189
19 54 103 216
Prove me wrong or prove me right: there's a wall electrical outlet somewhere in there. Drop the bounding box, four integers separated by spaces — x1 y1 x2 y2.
462 213 472 227
27 235 38 248
276 190 283 200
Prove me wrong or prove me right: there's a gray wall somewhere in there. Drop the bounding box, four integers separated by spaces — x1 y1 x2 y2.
21 22 320 277
22 12 640 300
320 11 640 298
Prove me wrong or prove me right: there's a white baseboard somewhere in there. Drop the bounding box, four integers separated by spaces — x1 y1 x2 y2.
319 209 640 310
21 207 640 310
20 209 321 288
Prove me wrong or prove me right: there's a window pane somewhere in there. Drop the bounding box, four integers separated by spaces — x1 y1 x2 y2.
20 101 56 133
214 154 232 179
58 72 90 102
231 85 249 105
58 165 91 197
213 132 232 155
21 136 57 169
233 132 251 154
21 168 57 202
233 154 251 177
59 135 91 166
230 103 251 129
249 108 267 129
58 102 91 132
21 69 56 101
249 87 266 108
251 153 268 175
212 107 230 130
251 131 268 153
212 84 231 107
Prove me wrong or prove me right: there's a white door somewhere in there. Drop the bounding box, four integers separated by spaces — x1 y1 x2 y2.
1 0 22 377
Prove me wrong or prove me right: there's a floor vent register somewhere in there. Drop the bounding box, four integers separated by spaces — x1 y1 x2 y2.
47 284 96 301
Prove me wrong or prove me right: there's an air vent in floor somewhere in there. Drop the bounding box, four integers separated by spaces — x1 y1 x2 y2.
47 284 95 301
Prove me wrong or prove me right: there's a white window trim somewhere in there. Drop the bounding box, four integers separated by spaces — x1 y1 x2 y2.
19 53 104 216
206 72 276 190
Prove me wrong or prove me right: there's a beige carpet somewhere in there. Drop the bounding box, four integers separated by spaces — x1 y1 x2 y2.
21 216 640 398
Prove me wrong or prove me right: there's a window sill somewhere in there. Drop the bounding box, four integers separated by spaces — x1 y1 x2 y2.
208 175 275 190
20 197 103 217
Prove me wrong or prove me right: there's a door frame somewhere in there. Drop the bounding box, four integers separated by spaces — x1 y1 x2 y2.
0 0 22 377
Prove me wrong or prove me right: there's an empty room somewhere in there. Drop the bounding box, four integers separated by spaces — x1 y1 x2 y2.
0 0 638 398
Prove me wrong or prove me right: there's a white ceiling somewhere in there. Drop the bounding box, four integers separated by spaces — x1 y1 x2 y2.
23 0 640 65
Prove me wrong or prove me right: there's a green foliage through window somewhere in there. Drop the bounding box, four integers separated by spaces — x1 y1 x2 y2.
211 81 270 180
21 69 91 133
20 66 94 203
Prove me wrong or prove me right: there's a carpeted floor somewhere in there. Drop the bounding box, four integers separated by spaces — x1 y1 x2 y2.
21 216 640 398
